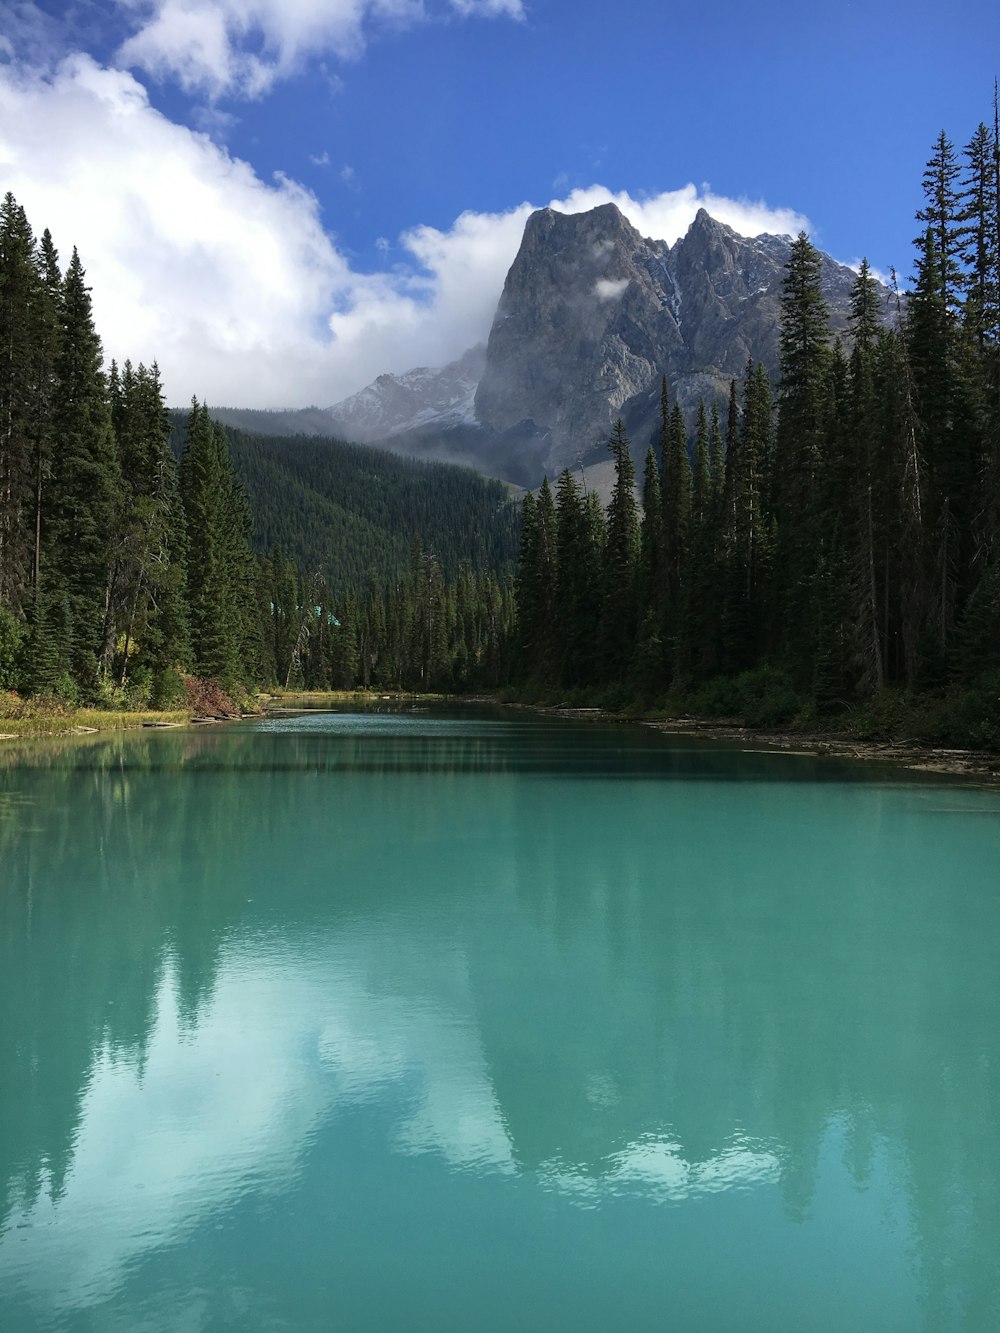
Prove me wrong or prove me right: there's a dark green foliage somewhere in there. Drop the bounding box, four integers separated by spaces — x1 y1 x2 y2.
556 469 602 688
44 249 121 686
513 482 557 683
916 131 964 314
508 102 1000 742
601 420 640 679
167 418 520 594
179 405 256 685
0 604 24 689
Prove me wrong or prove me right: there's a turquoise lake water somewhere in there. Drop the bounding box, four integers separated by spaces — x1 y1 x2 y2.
1 707 999 1331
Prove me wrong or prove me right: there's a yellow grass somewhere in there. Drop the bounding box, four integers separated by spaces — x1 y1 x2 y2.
0 706 191 739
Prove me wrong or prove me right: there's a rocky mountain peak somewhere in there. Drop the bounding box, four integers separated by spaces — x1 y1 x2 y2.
227 203 887 488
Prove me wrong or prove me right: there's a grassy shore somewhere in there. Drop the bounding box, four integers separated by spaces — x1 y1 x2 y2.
0 686 448 741
0 702 191 739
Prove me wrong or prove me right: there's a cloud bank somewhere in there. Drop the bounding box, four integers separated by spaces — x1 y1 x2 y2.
0 56 810 410
115 0 525 100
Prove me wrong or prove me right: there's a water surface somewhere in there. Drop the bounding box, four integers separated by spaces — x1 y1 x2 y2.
2 708 999 1331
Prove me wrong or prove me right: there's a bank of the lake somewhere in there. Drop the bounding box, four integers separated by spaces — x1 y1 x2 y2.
458 694 1000 786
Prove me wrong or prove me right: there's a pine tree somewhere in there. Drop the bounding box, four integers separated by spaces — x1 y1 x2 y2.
723 361 773 672
601 420 639 680
110 362 189 689
661 393 692 655
684 400 719 679
771 233 832 684
959 122 1000 344
848 266 887 693
555 468 600 688
179 403 255 684
44 248 121 689
633 447 665 690
916 130 964 315
0 195 40 613
513 484 557 685
29 228 61 597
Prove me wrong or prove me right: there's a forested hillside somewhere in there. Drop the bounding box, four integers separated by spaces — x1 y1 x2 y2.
167 416 519 592
511 115 1000 746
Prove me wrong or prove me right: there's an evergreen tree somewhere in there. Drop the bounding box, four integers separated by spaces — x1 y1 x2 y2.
179 403 255 684
959 122 1000 344
771 232 832 683
513 485 557 685
633 447 665 690
601 420 639 680
0 195 40 613
848 266 887 693
661 392 692 667
684 400 719 679
555 468 600 687
723 361 773 672
916 130 964 315
44 248 121 689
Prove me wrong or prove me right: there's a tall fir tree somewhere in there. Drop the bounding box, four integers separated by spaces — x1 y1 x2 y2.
601 420 639 680
771 232 832 684
44 248 121 689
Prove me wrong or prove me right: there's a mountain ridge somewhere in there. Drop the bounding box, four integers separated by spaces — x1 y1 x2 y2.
205 205 888 485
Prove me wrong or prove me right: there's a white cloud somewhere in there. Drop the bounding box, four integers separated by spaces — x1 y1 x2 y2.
114 0 522 100
450 0 524 15
594 277 629 302
552 182 809 248
309 149 331 166
0 56 811 411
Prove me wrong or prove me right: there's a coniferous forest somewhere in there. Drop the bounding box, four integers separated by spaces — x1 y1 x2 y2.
511 115 1000 746
1 108 998 738
0 192 518 705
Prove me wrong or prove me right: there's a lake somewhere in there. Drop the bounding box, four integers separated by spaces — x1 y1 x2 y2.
2 706 999 1331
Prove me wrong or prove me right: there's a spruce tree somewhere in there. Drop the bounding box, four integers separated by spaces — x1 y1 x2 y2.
179 403 255 684
771 233 832 685
916 130 964 315
44 248 121 690
555 468 599 688
601 420 639 681
662 396 692 637
0 195 39 613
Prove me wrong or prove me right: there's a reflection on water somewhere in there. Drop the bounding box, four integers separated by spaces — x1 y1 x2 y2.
1 708 999 1331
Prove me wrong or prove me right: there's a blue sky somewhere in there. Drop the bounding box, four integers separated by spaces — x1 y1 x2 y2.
1 0 997 407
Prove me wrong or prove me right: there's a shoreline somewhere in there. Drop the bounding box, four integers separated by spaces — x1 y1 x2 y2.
481 700 1000 785
4 692 999 785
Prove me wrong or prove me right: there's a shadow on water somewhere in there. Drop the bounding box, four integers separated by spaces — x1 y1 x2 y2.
1 705 999 1330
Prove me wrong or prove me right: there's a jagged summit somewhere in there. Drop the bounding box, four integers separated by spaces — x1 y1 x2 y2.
323 343 486 444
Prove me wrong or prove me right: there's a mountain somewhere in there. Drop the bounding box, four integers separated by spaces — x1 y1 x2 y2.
208 205 887 486
324 343 486 443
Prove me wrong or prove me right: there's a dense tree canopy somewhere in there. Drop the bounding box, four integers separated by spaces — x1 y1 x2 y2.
511 103 1000 732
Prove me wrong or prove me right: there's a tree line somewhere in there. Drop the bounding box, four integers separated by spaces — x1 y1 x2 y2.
512 111 1000 732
